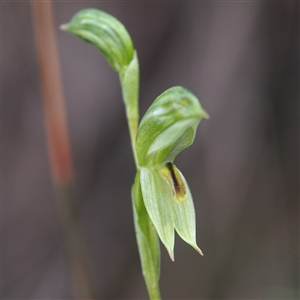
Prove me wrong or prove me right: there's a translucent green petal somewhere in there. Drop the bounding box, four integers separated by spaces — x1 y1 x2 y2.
171 168 203 255
140 167 175 260
162 126 197 163
147 119 196 158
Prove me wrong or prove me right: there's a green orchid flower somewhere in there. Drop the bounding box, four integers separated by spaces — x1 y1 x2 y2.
135 86 207 260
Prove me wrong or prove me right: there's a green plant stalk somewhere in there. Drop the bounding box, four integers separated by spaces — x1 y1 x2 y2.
118 47 161 300
119 39 162 300
119 51 161 300
61 9 161 299
118 51 139 167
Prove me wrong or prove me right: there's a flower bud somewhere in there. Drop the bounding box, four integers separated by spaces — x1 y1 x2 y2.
61 8 134 73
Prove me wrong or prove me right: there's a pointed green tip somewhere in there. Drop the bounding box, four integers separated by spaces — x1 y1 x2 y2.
168 250 175 262
59 24 69 31
194 245 204 256
202 110 210 119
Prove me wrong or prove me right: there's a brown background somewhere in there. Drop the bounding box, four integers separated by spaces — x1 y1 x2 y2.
2 1 299 299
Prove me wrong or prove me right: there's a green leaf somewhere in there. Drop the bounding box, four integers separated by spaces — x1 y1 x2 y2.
136 86 208 167
132 171 161 299
61 8 134 73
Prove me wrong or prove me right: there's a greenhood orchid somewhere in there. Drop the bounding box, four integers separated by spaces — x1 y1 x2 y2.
61 8 208 300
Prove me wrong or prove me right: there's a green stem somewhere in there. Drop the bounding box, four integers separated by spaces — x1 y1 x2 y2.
120 60 162 300
148 284 162 300
119 51 140 168
127 115 138 168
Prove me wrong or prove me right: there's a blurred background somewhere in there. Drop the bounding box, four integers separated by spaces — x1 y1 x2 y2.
2 1 299 299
